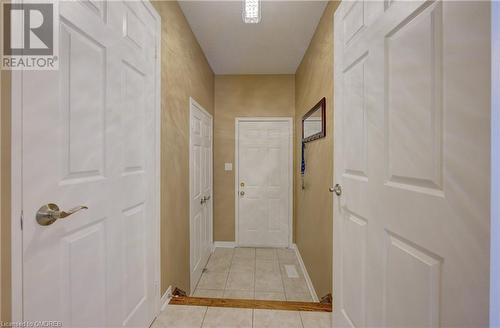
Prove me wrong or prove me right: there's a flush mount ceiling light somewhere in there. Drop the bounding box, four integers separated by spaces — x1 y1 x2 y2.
243 0 261 24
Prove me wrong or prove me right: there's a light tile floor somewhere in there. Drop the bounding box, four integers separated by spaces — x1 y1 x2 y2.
193 247 314 302
151 305 331 328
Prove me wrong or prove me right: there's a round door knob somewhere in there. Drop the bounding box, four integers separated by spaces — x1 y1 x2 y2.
329 184 342 196
240 191 245 196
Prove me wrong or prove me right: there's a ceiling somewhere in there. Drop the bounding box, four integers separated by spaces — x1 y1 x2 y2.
178 1 328 74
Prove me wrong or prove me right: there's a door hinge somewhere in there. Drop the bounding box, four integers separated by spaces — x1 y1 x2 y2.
20 211 24 230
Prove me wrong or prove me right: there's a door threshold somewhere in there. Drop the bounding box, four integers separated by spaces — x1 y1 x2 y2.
169 288 332 312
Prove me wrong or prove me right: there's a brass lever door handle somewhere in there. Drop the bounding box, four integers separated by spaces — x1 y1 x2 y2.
36 203 88 226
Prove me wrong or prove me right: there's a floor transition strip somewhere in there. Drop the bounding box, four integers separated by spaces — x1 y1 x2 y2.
169 288 332 313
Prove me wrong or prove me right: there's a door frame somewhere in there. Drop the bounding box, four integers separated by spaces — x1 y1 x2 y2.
188 97 214 293
10 1 162 322
234 117 294 248
332 2 343 324
492 1 500 324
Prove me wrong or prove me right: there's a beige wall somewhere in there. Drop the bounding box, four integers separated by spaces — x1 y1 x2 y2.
152 1 214 295
294 1 339 298
213 75 295 241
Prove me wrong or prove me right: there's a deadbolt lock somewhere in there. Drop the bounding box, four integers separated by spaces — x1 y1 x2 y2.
240 182 245 187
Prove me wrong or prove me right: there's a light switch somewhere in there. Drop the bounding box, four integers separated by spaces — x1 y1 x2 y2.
224 163 233 171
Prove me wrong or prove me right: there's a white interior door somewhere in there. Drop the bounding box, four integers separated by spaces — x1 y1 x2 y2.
21 2 159 327
236 119 292 248
189 99 213 293
333 1 490 327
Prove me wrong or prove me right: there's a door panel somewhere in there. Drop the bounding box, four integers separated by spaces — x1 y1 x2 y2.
60 21 106 182
343 53 368 180
22 2 158 327
61 221 107 326
190 100 213 293
384 233 441 327
341 213 367 327
385 2 443 192
237 120 291 248
333 1 490 327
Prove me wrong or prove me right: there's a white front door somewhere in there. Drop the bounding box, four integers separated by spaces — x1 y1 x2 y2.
21 2 159 327
189 99 213 293
236 119 292 248
333 1 490 327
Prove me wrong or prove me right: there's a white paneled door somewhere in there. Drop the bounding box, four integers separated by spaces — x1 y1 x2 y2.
333 1 490 327
236 119 292 248
20 1 159 327
189 99 213 293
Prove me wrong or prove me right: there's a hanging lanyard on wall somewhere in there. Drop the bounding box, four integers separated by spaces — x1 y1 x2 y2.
301 141 306 189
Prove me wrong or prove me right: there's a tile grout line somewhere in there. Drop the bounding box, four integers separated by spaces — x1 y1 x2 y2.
298 310 305 328
253 248 257 299
199 306 209 328
277 249 289 301
221 247 234 294
193 252 214 296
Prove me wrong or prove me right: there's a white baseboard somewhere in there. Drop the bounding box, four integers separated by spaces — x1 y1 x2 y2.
160 285 172 311
291 243 319 302
213 241 236 250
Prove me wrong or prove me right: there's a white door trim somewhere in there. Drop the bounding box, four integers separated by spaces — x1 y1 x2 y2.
491 1 500 324
234 117 293 248
10 54 23 324
189 97 213 293
147 0 162 320
10 1 162 322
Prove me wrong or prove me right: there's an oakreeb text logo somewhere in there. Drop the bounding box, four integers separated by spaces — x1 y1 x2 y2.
2 0 59 70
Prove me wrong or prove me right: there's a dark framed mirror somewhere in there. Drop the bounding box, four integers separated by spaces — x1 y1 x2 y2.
302 97 326 143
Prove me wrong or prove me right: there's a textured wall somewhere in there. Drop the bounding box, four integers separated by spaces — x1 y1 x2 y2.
213 75 295 241
152 1 215 295
294 1 339 298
